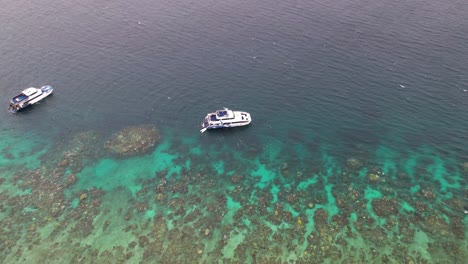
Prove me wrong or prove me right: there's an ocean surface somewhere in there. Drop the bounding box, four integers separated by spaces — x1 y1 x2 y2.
0 0 467 263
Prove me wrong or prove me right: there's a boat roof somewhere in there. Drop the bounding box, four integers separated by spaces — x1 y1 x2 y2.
22 87 40 96
216 109 234 119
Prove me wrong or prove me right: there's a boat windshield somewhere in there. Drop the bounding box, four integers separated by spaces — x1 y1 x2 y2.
217 110 228 117
12 94 28 103
210 114 219 121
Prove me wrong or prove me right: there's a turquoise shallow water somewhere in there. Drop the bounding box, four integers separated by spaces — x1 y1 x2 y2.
1 0 467 263
0 127 466 263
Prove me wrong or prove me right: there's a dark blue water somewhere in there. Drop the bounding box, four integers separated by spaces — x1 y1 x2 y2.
1 0 467 262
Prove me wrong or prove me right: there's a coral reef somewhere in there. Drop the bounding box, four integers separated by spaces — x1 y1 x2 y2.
0 129 466 264
104 125 160 156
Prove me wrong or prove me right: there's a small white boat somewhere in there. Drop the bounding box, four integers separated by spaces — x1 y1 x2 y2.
8 85 54 113
200 108 251 133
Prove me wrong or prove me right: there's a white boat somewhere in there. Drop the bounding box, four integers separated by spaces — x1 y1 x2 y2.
200 108 251 133
8 85 54 113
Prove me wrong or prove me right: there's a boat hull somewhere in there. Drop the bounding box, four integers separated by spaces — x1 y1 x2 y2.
200 108 251 133
8 85 54 113
202 122 251 130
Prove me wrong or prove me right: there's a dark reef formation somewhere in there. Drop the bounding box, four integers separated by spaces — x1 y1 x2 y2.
0 131 466 264
104 125 160 157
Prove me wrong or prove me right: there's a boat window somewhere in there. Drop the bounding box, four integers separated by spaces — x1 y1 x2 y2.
210 115 219 121
218 110 228 117
14 94 28 102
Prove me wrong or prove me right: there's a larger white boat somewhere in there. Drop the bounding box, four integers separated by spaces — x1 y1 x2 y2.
200 108 251 133
8 85 54 113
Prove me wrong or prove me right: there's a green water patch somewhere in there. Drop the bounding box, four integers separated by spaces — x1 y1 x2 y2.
399 147 464 197
21 206 38 214
403 153 419 178
180 134 204 156
144 209 157 219
0 131 50 169
270 184 280 204
222 195 242 226
320 150 341 180
296 174 318 191
358 167 368 180
222 228 248 259
364 186 383 200
324 184 339 219
303 208 317 236
426 156 460 193
70 198 79 209
151 139 181 178
189 145 203 156
75 138 179 195
348 212 358 233
180 134 197 146
292 143 312 168
211 160 225 175
3 127 466 263
0 172 32 192
401 146 439 175
198 143 241 175
410 184 420 194
224 170 235 177
263 220 292 236
247 190 258 205
283 203 300 218
401 201 415 212
375 145 398 179
251 158 277 189
292 143 310 157
184 158 191 170
363 186 385 225
81 191 140 252
76 158 142 194
411 229 431 259
260 138 283 163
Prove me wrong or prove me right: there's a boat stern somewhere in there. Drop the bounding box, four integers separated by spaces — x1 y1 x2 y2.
8 94 28 113
201 115 210 129
8 104 18 113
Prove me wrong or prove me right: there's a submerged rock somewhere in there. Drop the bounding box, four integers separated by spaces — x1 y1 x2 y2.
104 125 160 156
230 174 243 184
368 173 380 182
372 198 399 217
346 158 363 170
462 162 468 172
